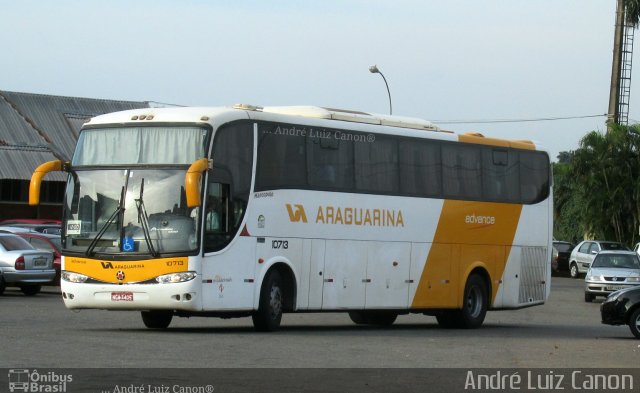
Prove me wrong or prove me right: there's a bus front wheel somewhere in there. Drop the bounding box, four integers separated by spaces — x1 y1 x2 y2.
141 310 173 329
252 270 283 332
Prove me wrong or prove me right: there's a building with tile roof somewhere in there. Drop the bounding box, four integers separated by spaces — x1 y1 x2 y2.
0 90 149 220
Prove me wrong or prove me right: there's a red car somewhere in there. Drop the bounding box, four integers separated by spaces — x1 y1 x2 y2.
17 233 61 285
0 219 61 225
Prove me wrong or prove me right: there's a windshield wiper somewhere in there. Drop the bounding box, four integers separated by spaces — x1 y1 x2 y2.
86 186 125 257
135 178 159 258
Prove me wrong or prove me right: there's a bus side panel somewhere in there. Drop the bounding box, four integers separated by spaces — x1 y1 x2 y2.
322 240 367 310
409 243 455 308
365 241 411 309
495 202 551 308
201 237 257 310
254 236 304 309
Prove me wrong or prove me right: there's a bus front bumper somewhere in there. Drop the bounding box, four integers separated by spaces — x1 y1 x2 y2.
60 280 202 311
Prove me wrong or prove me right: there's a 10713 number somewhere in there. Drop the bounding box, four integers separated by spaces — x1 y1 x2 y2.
272 240 289 249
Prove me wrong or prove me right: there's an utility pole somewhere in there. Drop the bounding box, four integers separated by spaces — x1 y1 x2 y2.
608 0 626 127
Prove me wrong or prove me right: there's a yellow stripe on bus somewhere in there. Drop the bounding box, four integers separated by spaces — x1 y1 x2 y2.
411 200 523 309
64 256 189 284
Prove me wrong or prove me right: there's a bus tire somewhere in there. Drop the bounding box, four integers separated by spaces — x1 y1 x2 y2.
348 311 369 325
349 311 397 326
435 311 459 329
366 311 397 326
252 270 283 332
141 310 173 329
458 274 488 329
628 308 640 339
21 285 41 296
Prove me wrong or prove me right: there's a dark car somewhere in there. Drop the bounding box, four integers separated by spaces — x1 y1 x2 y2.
552 241 574 274
601 285 640 339
17 233 61 284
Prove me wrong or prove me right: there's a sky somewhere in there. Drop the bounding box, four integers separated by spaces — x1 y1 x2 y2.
0 0 630 161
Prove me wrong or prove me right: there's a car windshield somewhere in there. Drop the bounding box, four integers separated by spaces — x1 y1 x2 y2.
554 243 573 252
0 236 35 251
600 242 629 251
592 254 640 269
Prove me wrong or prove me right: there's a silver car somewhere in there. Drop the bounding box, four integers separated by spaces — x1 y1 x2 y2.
569 240 629 278
584 250 640 302
0 233 55 296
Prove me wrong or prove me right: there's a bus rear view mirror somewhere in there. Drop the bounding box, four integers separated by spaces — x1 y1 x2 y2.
29 160 69 206
185 158 211 208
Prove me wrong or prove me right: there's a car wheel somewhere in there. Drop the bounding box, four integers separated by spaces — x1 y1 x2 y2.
628 308 640 339
570 263 579 279
0 276 5 295
141 310 173 329
21 285 41 296
252 270 284 332
584 292 595 302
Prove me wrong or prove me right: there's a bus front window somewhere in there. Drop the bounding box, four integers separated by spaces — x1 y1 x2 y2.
64 169 199 256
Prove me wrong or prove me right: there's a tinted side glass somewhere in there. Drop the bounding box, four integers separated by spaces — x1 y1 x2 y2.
442 144 481 200
398 139 442 197
579 243 591 253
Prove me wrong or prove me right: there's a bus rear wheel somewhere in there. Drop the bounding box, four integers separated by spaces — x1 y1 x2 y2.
348 311 397 326
141 310 173 329
460 274 488 328
436 274 488 329
252 270 284 332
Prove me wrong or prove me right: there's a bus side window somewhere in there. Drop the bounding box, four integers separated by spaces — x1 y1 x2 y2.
205 183 229 233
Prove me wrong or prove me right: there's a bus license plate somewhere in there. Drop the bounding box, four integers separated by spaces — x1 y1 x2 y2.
111 292 134 301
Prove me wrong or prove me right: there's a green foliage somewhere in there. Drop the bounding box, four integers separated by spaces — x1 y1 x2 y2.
554 124 640 247
626 0 640 27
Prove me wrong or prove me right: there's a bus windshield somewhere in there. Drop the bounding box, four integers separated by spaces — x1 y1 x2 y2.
73 126 209 166
63 168 198 256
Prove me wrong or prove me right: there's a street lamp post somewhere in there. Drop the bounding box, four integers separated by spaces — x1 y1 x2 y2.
369 65 392 115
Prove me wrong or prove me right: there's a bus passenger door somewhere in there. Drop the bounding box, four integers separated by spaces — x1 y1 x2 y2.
306 239 325 310
365 242 411 309
322 240 367 310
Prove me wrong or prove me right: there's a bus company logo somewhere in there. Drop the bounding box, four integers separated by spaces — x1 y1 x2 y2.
116 271 126 281
286 203 405 227
465 213 497 227
101 262 114 269
286 204 308 223
8 369 73 392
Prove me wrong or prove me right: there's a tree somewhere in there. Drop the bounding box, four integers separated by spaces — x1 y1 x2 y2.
564 125 640 246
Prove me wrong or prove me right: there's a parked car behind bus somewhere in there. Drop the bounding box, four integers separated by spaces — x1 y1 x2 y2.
0 233 55 295
569 240 629 278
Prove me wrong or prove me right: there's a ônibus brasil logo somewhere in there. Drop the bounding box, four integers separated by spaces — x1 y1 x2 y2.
8 369 73 392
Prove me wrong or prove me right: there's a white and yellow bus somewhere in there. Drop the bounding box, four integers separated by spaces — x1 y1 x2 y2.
30 105 552 331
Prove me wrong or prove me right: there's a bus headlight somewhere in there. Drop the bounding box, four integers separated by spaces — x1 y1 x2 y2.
156 272 197 284
62 271 88 283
